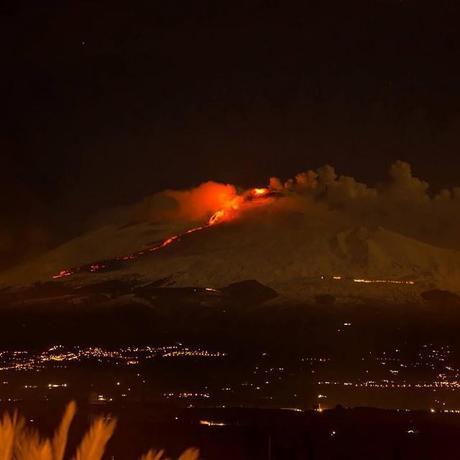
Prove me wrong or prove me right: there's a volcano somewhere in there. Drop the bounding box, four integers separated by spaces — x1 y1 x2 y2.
3 188 460 305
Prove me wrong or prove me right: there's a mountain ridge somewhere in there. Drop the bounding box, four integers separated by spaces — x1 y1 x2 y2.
2 203 460 304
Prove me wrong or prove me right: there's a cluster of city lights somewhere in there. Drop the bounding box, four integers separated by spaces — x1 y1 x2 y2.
162 350 226 358
2 342 460 413
163 392 211 399
318 380 460 389
322 275 415 285
0 344 226 372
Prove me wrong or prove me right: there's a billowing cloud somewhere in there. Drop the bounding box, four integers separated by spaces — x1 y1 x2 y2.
269 161 460 250
97 161 460 252
163 181 238 221
134 181 238 223
8 160 460 282
94 181 239 226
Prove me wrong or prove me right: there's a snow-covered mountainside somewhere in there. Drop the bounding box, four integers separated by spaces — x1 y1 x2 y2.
3 198 460 304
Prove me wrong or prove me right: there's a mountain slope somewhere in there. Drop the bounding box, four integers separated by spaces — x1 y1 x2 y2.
3 203 460 304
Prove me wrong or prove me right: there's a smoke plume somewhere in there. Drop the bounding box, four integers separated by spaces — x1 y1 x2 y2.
268 160 460 250
96 160 460 252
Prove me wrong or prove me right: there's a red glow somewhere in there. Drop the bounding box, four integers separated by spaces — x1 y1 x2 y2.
89 263 106 273
208 209 226 226
161 235 179 247
149 235 180 252
252 187 269 196
51 183 278 281
52 269 73 279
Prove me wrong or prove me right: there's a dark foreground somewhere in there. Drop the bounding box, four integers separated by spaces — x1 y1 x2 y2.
3 284 460 458
3 401 460 460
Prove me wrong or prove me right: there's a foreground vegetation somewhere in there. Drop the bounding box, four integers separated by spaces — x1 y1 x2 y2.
0 402 198 460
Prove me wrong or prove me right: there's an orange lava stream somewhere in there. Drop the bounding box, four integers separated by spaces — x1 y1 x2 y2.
52 187 272 280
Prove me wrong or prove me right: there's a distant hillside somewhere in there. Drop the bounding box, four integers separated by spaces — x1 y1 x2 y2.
3 202 460 304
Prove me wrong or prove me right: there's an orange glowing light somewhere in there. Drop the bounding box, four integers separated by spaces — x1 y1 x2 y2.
252 187 269 196
161 235 179 247
51 183 278 281
208 209 226 226
52 269 73 279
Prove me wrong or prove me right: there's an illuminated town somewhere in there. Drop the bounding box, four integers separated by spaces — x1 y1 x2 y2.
1 342 460 414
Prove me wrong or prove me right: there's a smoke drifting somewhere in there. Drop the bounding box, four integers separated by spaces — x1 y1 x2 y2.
162 181 238 222
100 160 460 252
97 181 237 226
5 160 460 284
268 160 460 251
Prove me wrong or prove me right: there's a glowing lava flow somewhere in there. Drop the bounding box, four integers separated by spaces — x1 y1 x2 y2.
52 187 273 280
208 209 226 226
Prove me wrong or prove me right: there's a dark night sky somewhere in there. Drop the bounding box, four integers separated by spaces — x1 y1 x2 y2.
2 1 460 266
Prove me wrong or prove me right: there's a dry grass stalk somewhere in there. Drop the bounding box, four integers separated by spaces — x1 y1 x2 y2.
0 402 199 460
72 417 117 460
